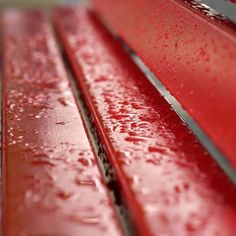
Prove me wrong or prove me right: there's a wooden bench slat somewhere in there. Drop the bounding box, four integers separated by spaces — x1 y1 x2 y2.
54 6 236 236
2 10 122 236
92 0 236 168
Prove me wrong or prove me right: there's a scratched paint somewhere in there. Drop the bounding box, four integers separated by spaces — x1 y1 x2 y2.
2 10 122 236
54 7 236 236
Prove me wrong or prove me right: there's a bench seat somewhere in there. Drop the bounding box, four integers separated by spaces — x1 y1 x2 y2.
54 6 236 236
2 3 236 236
2 10 122 236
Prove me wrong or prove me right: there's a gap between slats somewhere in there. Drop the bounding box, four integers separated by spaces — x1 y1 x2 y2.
93 11 236 185
51 19 137 236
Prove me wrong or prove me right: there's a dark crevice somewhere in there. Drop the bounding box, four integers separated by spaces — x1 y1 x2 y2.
89 10 236 186
117 37 236 185
68 72 138 236
52 21 137 236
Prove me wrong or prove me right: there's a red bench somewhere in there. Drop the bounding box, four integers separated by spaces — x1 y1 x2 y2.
92 0 236 168
2 10 122 236
2 1 236 236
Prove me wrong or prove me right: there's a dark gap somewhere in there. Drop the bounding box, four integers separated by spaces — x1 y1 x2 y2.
51 18 138 236
89 10 236 185
184 0 236 26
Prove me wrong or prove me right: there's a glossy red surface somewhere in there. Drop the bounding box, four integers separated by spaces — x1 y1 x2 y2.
54 7 236 236
92 0 236 168
2 10 122 236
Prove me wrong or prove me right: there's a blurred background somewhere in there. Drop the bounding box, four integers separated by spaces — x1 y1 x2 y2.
1 0 235 23
0 0 87 8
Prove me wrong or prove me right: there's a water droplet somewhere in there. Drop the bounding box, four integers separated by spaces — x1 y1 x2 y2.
56 121 68 125
57 190 73 200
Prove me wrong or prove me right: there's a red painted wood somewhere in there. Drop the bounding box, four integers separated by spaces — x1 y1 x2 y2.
2 10 122 236
91 0 236 168
54 6 236 236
